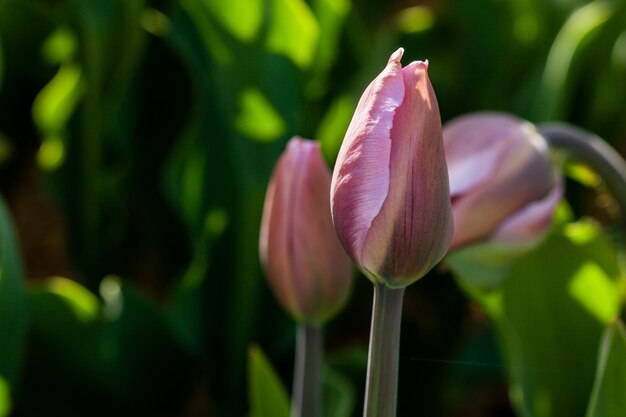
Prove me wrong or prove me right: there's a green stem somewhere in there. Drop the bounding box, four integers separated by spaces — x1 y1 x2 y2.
538 122 626 229
363 283 405 417
292 323 322 417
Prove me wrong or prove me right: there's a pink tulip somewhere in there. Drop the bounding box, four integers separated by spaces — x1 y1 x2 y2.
260 137 353 324
444 112 563 251
330 48 453 288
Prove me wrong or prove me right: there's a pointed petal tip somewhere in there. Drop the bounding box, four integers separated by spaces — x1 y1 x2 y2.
287 136 318 155
389 48 404 64
403 60 429 76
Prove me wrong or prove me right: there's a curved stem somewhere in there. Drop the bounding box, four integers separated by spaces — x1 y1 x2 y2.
363 284 405 417
292 324 322 417
538 123 626 227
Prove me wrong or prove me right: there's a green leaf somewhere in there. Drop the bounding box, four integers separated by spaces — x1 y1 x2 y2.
248 345 290 417
32 62 84 172
0 376 9 417
586 320 626 417
266 0 319 69
235 88 286 142
540 0 614 119
317 94 356 164
306 0 351 96
394 6 435 34
200 0 263 42
451 220 622 417
27 278 192 415
323 367 355 417
0 196 26 393
565 161 602 188
30 276 100 324
180 0 233 64
446 243 519 290
32 63 83 134
41 27 77 65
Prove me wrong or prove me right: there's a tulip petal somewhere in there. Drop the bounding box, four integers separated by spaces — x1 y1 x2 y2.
361 60 453 285
331 49 406 264
260 139 307 318
292 140 353 321
445 113 532 197
261 138 353 323
444 113 555 249
447 141 508 197
491 176 563 247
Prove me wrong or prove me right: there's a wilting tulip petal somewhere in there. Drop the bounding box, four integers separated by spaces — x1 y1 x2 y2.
260 137 353 324
331 49 453 287
444 112 562 251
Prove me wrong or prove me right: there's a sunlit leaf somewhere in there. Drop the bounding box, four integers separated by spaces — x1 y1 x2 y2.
568 262 620 323
42 27 77 64
235 88 286 142
313 0 350 61
139 8 170 36
541 0 614 118
266 0 319 69
586 320 626 417
31 276 100 323
565 161 602 187
37 135 65 171
307 0 351 96
248 345 290 417
395 6 435 34
317 94 355 164
508 0 540 44
0 377 9 417
32 64 83 134
200 0 262 42
451 220 622 417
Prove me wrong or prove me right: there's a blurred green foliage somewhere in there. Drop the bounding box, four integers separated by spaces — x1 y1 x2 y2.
586 320 626 417
450 215 623 417
0 0 625 416
0 197 25 396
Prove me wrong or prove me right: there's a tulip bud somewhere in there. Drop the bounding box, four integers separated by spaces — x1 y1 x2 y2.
443 112 563 252
260 137 353 324
330 48 453 288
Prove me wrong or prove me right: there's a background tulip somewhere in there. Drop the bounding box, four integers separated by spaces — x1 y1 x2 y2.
260 137 353 417
330 48 453 288
260 137 352 324
444 112 563 252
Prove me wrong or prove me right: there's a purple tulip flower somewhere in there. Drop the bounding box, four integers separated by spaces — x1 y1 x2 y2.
444 112 563 252
260 137 353 324
330 48 453 287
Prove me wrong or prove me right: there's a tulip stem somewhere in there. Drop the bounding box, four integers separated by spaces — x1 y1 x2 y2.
538 122 626 229
292 323 322 417
363 283 405 417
